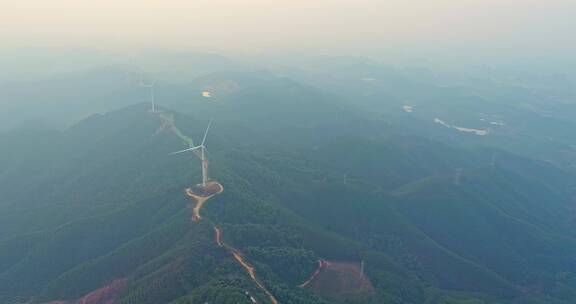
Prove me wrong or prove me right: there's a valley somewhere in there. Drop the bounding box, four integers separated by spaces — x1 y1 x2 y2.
0 59 575 304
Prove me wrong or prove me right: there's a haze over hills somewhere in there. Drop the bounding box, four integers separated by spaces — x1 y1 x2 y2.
3 52 575 170
3 0 576 302
1 51 576 303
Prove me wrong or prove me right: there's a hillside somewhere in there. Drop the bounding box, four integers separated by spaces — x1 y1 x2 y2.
1 103 576 304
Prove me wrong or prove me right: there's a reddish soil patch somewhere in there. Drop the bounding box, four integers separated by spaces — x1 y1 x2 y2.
45 279 127 304
186 181 224 221
189 181 223 197
303 261 374 299
75 278 127 304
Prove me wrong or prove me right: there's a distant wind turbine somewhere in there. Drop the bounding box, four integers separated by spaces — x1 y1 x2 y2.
170 120 213 187
139 73 157 113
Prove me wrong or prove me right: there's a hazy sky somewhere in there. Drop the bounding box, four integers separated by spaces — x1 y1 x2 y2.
2 0 575 58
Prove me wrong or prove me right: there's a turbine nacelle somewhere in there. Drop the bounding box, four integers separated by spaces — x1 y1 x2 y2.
169 119 213 187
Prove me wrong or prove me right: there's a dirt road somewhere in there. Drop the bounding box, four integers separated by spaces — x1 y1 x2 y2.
212 225 279 304
299 260 329 288
162 111 278 304
186 184 278 304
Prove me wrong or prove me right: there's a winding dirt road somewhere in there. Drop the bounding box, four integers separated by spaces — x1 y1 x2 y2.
186 183 278 304
299 260 329 288
214 226 223 247
212 225 279 304
183 188 211 221
160 111 279 304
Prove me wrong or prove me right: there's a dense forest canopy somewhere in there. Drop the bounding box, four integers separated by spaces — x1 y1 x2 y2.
1 53 576 304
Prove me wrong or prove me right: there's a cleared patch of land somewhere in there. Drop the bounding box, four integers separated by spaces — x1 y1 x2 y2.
303 260 374 299
185 181 223 221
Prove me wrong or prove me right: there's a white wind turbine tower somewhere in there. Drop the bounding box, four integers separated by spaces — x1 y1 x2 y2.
170 120 213 187
139 73 157 113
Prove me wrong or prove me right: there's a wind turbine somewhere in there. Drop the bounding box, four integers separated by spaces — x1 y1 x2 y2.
139 73 157 113
170 120 213 187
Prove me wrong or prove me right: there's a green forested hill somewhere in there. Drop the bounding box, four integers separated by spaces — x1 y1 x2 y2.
1 102 576 304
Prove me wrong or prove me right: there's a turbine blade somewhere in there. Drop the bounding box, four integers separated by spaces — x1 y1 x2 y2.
201 119 213 146
169 145 201 155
